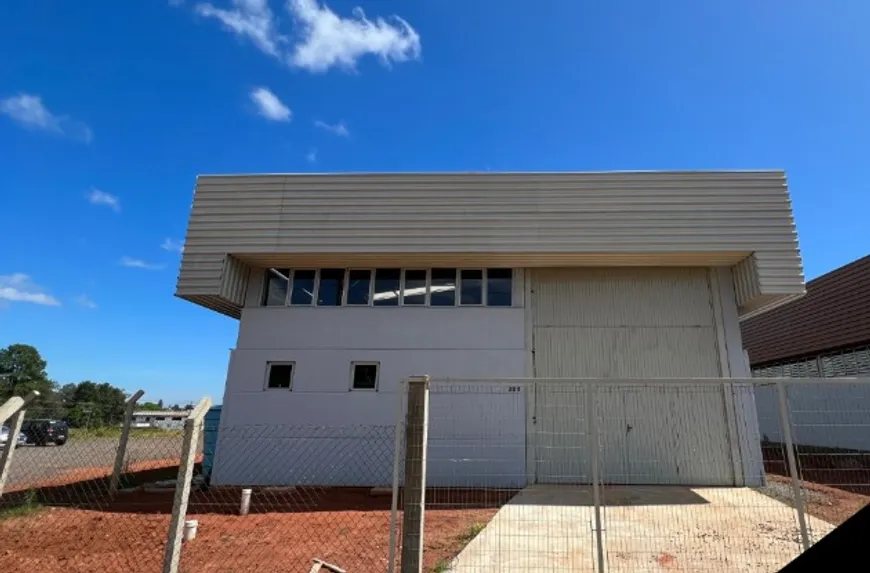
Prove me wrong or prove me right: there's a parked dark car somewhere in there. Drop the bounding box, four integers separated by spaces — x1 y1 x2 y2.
21 419 69 446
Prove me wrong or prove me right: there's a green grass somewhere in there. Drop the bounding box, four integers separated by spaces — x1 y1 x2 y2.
456 522 486 544
429 522 486 573
0 490 43 521
69 426 183 440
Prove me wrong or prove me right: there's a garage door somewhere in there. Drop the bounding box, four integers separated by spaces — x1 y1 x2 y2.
531 268 735 485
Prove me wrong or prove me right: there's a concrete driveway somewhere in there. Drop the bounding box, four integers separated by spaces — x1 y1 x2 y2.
450 485 834 573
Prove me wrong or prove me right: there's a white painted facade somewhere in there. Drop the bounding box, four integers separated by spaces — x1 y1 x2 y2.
175 170 803 490
210 265 764 488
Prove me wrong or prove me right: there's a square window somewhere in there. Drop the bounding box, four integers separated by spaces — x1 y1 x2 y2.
402 269 427 305
373 268 401 306
263 268 290 306
346 269 372 305
351 362 379 391
486 269 513 306
317 269 345 306
265 362 294 390
430 268 457 306
460 269 483 305
290 270 316 305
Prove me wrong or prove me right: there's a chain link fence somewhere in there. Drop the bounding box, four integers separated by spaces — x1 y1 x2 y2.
405 378 870 573
177 422 399 573
0 397 191 573
4 378 869 572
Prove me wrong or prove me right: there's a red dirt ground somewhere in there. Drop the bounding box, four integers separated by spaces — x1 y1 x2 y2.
765 473 870 526
0 487 508 573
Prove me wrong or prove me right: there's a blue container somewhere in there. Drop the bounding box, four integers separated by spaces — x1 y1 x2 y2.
202 405 222 481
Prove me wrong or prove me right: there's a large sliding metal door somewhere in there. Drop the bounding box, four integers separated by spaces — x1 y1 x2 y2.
531 267 735 485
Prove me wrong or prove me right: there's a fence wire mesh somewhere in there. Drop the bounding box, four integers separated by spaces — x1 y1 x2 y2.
0 401 188 573
414 378 870 573
5 379 870 573
177 423 399 573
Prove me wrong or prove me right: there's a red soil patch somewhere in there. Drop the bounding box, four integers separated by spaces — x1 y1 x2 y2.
0 487 511 573
655 552 677 568
766 473 870 526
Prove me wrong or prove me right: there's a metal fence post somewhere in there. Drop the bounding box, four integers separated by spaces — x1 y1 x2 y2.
0 391 40 498
388 380 407 573
163 396 212 573
586 383 606 573
775 381 810 551
399 376 430 573
109 389 145 497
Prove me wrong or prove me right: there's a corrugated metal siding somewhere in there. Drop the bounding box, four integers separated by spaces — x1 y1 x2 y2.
218 255 251 308
534 328 721 378
531 268 733 485
742 255 870 365
532 267 714 328
176 171 804 318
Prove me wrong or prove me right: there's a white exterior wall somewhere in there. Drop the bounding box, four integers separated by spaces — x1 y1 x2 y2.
211 265 765 488
210 271 527 486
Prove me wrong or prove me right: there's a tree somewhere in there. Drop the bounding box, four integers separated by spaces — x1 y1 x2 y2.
0 344 56 399
65 381 126 428
139 401 164 411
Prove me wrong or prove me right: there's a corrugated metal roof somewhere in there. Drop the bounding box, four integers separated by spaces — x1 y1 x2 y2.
742 255 870 365
175 171 805 318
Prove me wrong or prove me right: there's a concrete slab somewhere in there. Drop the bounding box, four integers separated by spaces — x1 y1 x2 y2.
449 484 834 573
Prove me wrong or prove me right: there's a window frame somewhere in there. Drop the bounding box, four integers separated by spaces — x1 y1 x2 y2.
344 268 374 306
459 268 486 306
264 361 296 391
262 268 292 307
485 268 514 307
401 269 429 306
349 361 380 392
429 267 458 307
288 269 318 307
261 268 513 308
316 268 346 307
372 268 402 307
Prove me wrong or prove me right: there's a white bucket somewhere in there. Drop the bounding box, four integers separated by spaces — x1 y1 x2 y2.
240 488 252 516
183 519 198 542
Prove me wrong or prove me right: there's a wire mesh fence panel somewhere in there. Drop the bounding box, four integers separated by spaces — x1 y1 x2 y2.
594 381 816 573
175 423 398 573
0 401 188 573
410 378 870 573
782 381 870 531
424 380 592 573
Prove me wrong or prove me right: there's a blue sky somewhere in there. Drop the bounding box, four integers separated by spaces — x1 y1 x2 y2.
1 0 868 403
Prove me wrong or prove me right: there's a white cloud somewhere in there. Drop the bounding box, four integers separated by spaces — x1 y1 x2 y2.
74 294 97 309
161 238 185 253
0 93 93 142
287 0 421 72
0 274 61 307
86 188 121 212
193 0 421 73
306 148 317 163
195 0 285 57
313 119 349 137
120 257 164 271
250 87 292 121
